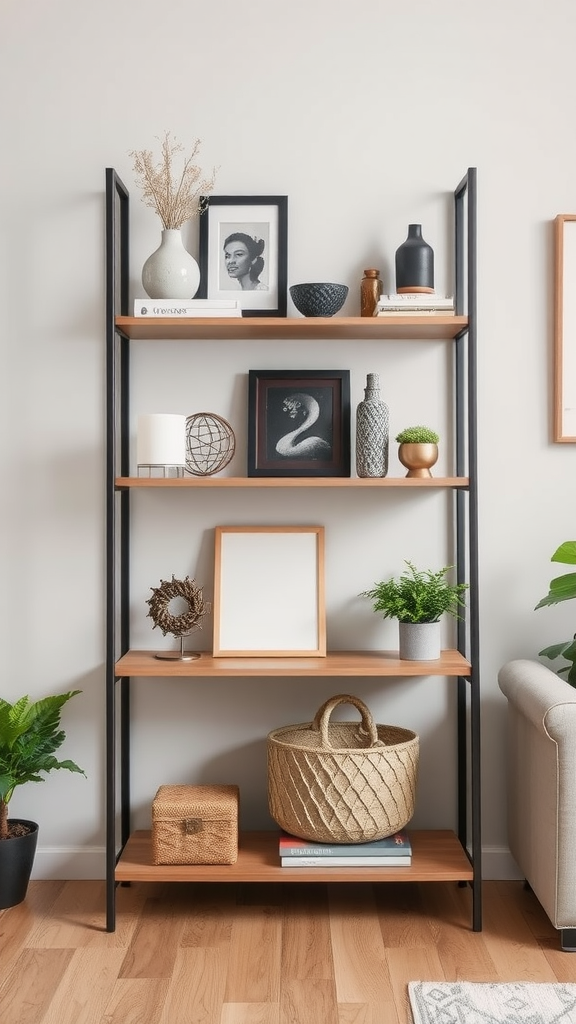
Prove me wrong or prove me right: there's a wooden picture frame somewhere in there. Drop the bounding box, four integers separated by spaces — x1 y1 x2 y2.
198 195 288 316
554 214 576 442
247 369 351 477
213 525 326 657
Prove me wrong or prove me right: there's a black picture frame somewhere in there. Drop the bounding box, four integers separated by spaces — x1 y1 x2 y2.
198 195 288 317
248 370 351 477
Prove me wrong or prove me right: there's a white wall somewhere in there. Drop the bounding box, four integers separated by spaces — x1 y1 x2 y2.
2 0 575 881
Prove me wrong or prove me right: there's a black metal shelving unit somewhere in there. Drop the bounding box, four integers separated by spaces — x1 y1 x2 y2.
104 168 480 933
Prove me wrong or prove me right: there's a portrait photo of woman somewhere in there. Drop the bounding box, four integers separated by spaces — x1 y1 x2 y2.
221 230 269 291
198 196 288 315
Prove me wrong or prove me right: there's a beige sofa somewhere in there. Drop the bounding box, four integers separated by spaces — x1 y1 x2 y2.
498 658 576 951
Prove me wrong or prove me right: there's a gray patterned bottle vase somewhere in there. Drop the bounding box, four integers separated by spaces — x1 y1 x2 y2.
395 224 434 294
355 372 389 478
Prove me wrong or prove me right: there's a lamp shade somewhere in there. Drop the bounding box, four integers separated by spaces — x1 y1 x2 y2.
137 414 186 467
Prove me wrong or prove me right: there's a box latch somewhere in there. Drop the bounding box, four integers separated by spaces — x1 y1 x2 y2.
183 818 203 835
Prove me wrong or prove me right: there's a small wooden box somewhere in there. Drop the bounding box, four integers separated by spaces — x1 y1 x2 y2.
151 784 239 865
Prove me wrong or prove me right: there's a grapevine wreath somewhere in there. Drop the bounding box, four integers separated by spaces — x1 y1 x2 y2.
146 575 208 637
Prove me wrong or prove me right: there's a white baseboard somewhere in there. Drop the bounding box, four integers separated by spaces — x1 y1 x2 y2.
481 846 523 881
30 844 525 882
31 847 105 880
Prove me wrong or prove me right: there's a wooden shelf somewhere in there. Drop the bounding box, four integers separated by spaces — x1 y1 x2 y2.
115 649 471 678
115 829 473 884
116 475 469 489
115 314 468 342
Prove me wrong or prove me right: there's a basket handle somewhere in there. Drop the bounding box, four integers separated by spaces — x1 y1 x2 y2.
312 693 382 749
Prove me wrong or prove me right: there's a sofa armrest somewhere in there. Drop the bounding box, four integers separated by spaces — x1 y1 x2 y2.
498 658 576 736
498 658 576 930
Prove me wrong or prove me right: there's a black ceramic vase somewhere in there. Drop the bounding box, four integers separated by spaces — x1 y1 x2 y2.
395 224 434 293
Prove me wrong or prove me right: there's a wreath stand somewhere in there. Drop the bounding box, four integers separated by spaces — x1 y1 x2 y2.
155 631 201 662
146 575 209 662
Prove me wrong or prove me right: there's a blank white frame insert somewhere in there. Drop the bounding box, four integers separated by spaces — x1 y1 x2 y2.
213 525 326 657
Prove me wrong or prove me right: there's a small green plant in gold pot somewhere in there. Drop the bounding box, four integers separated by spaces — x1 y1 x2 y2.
395 426 439 445
395 425 439 478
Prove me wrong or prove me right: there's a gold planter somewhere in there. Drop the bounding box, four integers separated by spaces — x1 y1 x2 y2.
398 442 438 478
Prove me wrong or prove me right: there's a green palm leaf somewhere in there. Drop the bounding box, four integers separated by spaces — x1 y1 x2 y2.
0 691 85 838
535 572 576 608
552 541 576 565
536 543 576 688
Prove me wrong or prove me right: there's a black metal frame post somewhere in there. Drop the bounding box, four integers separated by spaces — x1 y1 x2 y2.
454 168 481 930
105 169 130 933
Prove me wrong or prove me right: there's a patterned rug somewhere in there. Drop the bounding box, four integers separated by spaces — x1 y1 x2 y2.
408 982 576 1024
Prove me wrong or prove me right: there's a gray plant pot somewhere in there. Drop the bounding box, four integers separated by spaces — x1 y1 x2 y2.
399 621 441 661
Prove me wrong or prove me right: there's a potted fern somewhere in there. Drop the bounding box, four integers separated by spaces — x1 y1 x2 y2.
535 540 576 687
362 560 468 660
396 425 439 478
0 690 85 909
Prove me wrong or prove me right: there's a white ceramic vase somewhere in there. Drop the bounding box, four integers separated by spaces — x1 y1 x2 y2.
398 621 441 661
142 228 200 300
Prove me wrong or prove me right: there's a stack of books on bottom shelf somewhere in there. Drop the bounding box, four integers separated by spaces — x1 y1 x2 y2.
278 829 412 867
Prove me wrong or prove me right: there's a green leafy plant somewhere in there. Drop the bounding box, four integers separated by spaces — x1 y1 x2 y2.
535 541 576 687
0 691 86 840
395 425 439 444
362 561 468 623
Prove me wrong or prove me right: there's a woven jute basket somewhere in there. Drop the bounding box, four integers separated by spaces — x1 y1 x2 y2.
267 694 419 843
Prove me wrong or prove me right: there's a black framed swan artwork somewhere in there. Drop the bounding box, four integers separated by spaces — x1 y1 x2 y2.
248 370 351 477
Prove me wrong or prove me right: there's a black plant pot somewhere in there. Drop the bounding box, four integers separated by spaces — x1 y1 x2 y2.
0 820 39 909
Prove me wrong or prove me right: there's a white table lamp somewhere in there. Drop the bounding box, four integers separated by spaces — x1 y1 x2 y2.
137 414 186 477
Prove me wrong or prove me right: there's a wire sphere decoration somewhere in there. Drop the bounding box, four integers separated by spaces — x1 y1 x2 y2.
185 412 236 476
146 575 209 661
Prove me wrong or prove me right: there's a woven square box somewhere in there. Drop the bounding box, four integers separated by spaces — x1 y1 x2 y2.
152 784 239 865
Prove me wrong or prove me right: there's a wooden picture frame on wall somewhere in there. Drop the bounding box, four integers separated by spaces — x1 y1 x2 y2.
213 525 326 657
554 214 576 442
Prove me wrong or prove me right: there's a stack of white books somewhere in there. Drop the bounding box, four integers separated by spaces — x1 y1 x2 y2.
376 293 455 315
134 298 242 318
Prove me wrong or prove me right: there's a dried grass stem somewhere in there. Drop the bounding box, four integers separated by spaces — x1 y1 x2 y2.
130 132 217 230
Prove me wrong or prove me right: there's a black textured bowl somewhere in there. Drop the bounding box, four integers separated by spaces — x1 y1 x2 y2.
289 282 349 317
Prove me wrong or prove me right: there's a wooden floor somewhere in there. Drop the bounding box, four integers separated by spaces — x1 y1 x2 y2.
2 879 576 1024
